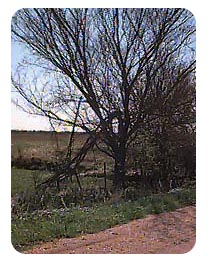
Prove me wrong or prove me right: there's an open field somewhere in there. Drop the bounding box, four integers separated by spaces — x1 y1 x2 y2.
11 130 113 175
12 131 86 159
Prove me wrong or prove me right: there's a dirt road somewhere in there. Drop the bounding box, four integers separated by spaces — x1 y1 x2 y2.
26 206 196 254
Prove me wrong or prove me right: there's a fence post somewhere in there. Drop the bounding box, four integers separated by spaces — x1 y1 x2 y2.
104 162 107 192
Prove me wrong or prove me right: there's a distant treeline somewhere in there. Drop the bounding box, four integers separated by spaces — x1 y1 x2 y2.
11 130 73 134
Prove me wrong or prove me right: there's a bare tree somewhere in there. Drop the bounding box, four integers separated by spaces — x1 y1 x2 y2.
11 8 196 189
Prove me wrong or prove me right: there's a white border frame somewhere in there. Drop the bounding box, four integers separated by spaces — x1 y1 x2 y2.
1 1 208 260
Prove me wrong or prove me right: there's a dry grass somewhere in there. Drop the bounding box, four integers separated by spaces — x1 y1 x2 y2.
11 131 113 174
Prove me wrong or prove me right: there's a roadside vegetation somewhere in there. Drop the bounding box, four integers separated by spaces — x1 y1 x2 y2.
11 150 195 252
12 182 195 252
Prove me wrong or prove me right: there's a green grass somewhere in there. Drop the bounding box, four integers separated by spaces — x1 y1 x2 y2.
11 168 52 196
11 169 37 196
12 187 195 252
11 168 111 198
11 168 196 252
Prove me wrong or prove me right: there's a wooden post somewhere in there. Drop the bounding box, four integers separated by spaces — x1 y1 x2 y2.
104 162 107 192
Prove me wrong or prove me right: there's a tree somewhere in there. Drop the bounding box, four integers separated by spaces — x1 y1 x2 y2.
11 8 196 189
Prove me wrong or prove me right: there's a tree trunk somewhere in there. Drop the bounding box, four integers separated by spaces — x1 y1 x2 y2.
113 150 126 190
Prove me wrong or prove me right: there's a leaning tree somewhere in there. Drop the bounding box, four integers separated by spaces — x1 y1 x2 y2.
11 8 196 189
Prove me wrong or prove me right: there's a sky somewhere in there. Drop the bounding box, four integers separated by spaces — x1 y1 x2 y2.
11 102 50 130
11 41 51 130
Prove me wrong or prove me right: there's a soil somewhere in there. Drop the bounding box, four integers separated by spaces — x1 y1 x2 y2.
25 205 196 254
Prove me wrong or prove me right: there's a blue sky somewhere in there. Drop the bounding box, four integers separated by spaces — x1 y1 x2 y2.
11 42 51 130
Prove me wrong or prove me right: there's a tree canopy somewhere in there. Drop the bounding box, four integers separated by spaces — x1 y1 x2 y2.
12 8 196 188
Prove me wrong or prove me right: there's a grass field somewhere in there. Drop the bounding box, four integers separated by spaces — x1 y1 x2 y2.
11 131 113 174
11 168 112 199
12 131 85 159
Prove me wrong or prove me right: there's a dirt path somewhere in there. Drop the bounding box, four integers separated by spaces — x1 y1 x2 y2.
26 206 196 254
